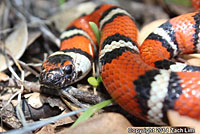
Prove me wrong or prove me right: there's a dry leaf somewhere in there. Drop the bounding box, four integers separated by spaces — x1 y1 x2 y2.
49 2 96 32
0 1 5 18
168 110 200 133
0 87 20 101
27 29 41 46
138 19 167 45
59 113 132 134
77 84 91 92
24 93 33 98
0 94 13 101
0 21 28 71
26 92 66 110
35 124 55 134
0 2 7 29
46 96 66 111
0 126 6 133
11 100 18 106
0 72 9 81
186 58 200 66
53 110 76 127
1 102 22 128
180 53 200 60
61 98 81 114
27 92 44 108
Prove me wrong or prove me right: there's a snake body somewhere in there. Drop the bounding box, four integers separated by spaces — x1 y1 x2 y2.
40 4 200 125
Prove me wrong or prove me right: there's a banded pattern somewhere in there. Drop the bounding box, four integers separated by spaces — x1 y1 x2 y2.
147 22 179 58
193 12 200 52
60 27 96 52
147 70 170 125
140 12 200 67
99 33 139 68
154 59 200 72
99 7 132 30
40 4 200 125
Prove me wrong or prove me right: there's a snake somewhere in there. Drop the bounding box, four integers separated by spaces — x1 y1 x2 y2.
39 4 200 125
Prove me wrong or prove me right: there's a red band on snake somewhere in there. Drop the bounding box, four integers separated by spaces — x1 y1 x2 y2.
39 4 200 125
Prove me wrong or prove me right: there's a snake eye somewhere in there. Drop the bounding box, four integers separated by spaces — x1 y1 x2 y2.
64 65 73 74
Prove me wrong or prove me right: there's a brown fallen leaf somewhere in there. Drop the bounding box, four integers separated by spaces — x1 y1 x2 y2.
27 29 41 46
0 72 9 81
186 58 200 66
0 126 6 133
53 110 76 127
0 93 14 101
0 21 28 71
49 2 97 32
26 92 44 109
58 112 132 134
179 53 200 67
47 109 77 132
35 124 55 134
45 96 66 111
10 98 62 121
138 19 168 45
180 53 200 60
32 110 76 134
0 87 19 101
25 92 66 110
61 97 83 116
1 102 22 129
0 1 8 31
168 110 200 134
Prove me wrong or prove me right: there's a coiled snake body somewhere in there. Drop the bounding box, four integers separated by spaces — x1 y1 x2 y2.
40 4 200 125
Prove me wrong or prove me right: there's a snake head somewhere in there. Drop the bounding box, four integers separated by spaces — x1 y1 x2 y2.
39 52 76 88
39 50 92 89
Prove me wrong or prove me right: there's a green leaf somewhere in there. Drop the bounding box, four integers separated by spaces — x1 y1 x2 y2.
165 0 191 6
58 0 66 6
97 75 102 83
89 21 100 45
88 76 99 87
70 99 113 128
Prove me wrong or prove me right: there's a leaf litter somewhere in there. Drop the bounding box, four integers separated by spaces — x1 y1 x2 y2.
0 0 199 133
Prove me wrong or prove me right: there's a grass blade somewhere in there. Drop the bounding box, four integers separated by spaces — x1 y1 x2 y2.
70 99 113 128
89 21 100 45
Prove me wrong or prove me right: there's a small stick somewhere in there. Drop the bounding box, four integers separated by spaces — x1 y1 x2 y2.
60 87 87 108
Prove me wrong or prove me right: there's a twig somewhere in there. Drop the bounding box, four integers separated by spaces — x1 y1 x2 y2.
6 108 87 134
0 42 20 80
40 25 60 48
62 86 105 104
3 78 106 105
61 97 83 116
7 78 40 93
0 89 21 111
0 28 13 34
9 0 60 47
18 60 40 77
26 62 42 67
2 0 10 31
60 88 87 108
16 70 27 127
92 62 97 95
1 40 27 127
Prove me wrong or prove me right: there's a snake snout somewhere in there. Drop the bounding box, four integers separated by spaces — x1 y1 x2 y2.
39 70 63 88
39 65 75 88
